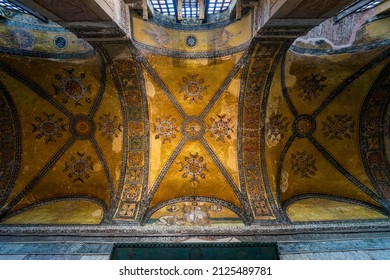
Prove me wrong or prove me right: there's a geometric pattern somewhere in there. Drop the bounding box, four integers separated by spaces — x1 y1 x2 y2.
1 11 390 227
103 44 148 222
179 74 208 103
360 65 390 202
208 115 235 142
273 47 390 221
0 48 111 224
0 81 21 207
240 41 283 220
179 152 208 183
32 112 67 144
53 68 92 106
140 51 250 224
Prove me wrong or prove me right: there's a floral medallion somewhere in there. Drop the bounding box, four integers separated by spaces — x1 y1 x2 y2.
296 73 327 102
63 152 94 183
123 184 142 201
54 36 67 49
70 115 95 140
98 113 122 140
266 112 289 142
322 114 356 140
185 35 198 48
293 115 316 138
290 151 317 179
31 112 67 144
153 116 180 143
53 68 92 106
119 202 137 218
179 74 209 103
208 114 235 142
179 152 208 183
8 28 35 49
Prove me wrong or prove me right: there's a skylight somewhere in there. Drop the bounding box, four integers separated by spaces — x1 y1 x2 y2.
151 0 232 18
334 0 387 23
355 0 385 12
207 0 230 15
0 0 27 13
151 0 176 16
182 0 199 17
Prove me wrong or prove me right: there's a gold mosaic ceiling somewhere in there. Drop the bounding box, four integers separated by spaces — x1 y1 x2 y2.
0 7 389 227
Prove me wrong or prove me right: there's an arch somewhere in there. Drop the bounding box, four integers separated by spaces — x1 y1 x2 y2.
283 194 388 223
142 196 249 226
0 80 22 207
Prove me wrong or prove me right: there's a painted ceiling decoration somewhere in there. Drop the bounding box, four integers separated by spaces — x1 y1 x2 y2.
360 64 390 202
130 9 252 58
0 1 389 231
0 79 21 207
0 3 94 59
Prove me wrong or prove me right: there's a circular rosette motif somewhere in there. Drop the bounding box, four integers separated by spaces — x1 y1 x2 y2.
179 74 209 103
185 35 198 48
182 117 205 140
63 152 94 183
31 112 67 144
293 115 316 138
208 114 234 142
54 68 92 106
70 115 96 140
179 152 208 183
153 116 180 143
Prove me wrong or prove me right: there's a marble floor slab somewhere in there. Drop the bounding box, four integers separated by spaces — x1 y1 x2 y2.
0 255 26 260
23 254 81 260
80 255 110 260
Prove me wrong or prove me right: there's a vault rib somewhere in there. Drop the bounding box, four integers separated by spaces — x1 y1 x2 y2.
200 50 249 119
312 47 390 118
308 135 389 212
140 137 187 218
90 138 115 218
0 61 74 119
200 138 252 218
0 137 76 220
140 56 188 119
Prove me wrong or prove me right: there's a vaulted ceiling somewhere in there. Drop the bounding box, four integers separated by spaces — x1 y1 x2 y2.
0 0 389 230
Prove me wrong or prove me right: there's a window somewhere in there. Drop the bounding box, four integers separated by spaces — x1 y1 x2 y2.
151 0 176 16
355 0 385 12
207 0 230 15
334 0 386 23
183 0 199 17
0 0 27 13
151 0 232 18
